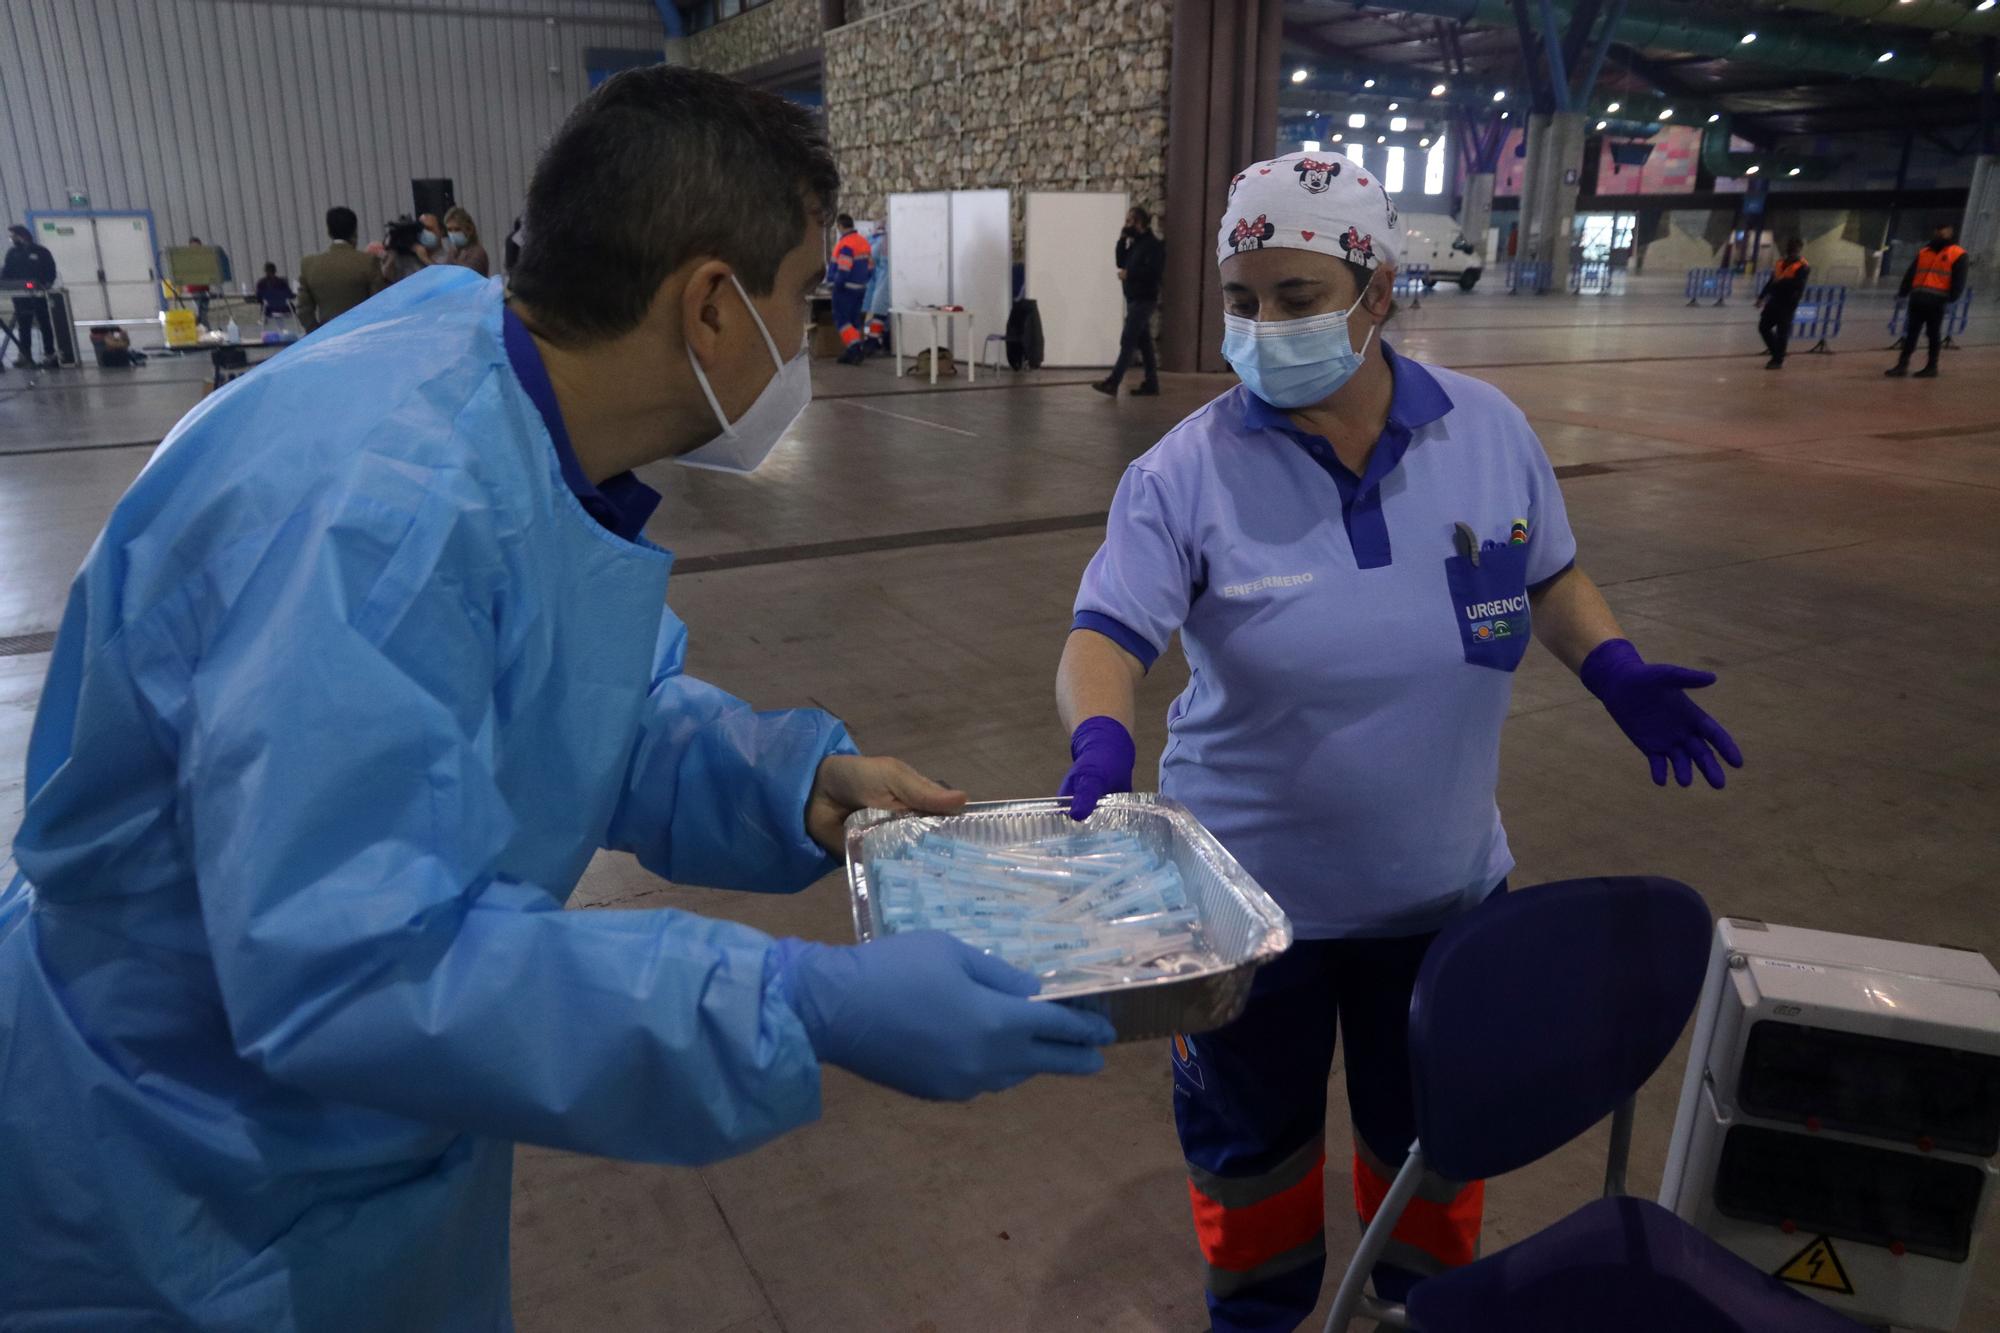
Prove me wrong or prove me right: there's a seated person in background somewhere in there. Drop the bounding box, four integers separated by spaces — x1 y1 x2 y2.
255 262 295 318
443 206 491 277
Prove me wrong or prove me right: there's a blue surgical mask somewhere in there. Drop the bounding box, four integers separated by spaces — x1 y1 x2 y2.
1221 288 1376 408
419 229 439 249
447 231 467 248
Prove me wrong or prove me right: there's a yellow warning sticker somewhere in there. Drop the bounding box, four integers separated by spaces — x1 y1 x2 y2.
1774 1235 1855 1295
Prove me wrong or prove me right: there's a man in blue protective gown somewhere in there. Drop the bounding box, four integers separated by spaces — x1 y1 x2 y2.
0 67 1115 1331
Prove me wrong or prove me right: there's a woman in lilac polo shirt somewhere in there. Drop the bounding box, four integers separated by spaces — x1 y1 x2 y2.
1054 154 1742 1332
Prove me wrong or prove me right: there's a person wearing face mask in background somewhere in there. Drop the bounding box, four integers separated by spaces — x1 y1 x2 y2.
1053 153 1742 1332
0 67 1116 1332
442 205 491 277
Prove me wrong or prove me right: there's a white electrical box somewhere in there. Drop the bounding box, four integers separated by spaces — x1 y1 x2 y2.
1660 919 2000 1331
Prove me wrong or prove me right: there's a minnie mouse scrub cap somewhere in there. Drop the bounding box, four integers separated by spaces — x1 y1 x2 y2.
1215 151 1402 271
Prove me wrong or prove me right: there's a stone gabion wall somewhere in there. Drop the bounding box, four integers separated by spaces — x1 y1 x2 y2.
824 0 1173 245
684 0 823 75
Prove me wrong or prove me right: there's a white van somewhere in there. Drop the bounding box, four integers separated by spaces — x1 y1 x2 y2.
1398 211 1484 290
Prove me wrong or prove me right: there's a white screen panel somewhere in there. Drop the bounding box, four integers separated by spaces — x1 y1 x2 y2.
1024 191 1128 368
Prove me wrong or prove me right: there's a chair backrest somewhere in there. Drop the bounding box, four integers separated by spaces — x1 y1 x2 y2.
1408 876 1711 1182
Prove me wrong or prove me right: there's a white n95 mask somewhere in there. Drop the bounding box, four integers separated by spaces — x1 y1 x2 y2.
681 273 811 474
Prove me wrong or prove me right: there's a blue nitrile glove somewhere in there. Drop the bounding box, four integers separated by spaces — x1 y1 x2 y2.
1059 716 1136 822
1580 638 1745 789
776 932 1118 1100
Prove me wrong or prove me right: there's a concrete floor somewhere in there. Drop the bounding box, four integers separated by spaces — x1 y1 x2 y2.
2 278 1997 1331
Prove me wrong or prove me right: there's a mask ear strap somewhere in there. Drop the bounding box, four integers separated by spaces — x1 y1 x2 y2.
728 272 786 370
687 341 733 433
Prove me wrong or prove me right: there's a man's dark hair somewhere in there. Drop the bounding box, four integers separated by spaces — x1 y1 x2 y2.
836 213 855 231
1129 206 1152 228
511 65 839 346
7 225 29 244
264 261 278 275
326 207 358 243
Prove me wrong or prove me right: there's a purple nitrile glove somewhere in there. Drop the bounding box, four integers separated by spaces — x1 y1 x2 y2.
1580 638 1744 790
1059 716 1136 821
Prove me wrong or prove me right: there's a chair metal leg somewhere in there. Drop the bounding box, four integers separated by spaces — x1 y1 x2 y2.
1603 1096 1635 1198
1323 1141 1427 1333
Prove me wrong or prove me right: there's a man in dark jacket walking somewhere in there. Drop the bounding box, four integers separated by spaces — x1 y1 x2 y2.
3 225 60 368
1094 206 1164 397
1886 223 1968 380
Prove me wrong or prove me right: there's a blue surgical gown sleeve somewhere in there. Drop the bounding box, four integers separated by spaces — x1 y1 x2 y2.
178 502 821 1164
605 611 856 892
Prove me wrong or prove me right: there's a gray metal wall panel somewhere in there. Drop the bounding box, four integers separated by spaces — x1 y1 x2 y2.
2 0 666 299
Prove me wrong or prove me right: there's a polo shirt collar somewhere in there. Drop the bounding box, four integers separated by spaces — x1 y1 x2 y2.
1236 342 1454 571
501 304 662 544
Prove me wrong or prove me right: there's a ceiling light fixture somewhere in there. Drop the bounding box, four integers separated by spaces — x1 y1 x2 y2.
1377 135 1387 144
1493 89 1507 102
1746 164 1760 174
1292 68 1310 84
1332 133 1344 142
1388 101 1400 110
1788 166 1801 176
1303 139 1321 152
1390 116 1408 131
1363 78 1376 88
1740 31 1756 44
1606 101 1621 113
1595 120 1608 130
1349 112 1367 128
1659 107 1674 119
1981 1 1996 12
1420 137 1431 147
1877 50 1895 62
1431 83 1448 96
1708 112 1721 123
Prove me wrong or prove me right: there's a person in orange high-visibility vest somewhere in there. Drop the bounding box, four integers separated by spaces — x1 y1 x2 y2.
827 213 874 364
1754 238 1810 369
1887 222 1967 379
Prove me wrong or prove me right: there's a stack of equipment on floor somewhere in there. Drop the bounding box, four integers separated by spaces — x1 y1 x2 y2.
845 795 1291 1042
1659 919 2000 1332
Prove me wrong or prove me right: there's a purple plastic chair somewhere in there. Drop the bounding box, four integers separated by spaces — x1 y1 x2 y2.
1321 877 1871 1333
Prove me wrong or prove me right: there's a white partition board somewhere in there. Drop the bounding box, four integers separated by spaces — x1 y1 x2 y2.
886 193 950 310
1025 191 1129 368
946 189 1011 363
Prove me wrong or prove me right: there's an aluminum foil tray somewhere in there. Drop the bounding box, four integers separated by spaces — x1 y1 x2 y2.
845 794 1293 1042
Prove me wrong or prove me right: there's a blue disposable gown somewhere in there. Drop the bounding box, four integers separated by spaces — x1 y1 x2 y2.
0 268 852 1330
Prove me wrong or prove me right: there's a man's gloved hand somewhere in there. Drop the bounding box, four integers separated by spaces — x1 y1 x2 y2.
1580 638 1744 789
1058 716 1136 822
776 932 1118 1100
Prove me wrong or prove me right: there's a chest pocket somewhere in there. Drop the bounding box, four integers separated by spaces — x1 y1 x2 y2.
1444 539 1532 672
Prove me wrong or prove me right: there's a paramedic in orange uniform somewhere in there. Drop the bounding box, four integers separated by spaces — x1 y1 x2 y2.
828 213 874 365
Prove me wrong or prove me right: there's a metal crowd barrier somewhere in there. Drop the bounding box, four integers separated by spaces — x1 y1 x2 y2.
1394 264 1432 309
1685 267 1734 306
1788 284 1846 355
1887 288 1973 350
1570 259 1617 296
1506 259 1551 294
